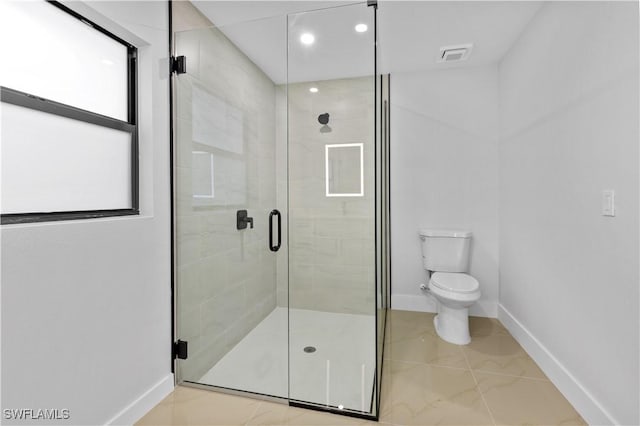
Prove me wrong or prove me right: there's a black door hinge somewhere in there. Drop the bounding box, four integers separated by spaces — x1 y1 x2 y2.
367 0 377 7
171 56 186 74
173 340 188 360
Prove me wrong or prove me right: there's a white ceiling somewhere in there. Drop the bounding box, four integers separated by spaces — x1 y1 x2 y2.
192 1 543 84
192 1 356 27
379 1 543 73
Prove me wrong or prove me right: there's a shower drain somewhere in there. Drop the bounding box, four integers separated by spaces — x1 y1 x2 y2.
303 346 316 353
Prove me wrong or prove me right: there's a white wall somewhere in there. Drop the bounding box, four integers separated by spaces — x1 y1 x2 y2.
1 1 172 424
390 66 500 317
498 2 639 425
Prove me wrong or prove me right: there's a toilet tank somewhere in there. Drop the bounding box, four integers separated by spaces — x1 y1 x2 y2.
419 229 472 272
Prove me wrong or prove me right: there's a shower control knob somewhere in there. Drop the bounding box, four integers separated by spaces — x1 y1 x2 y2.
236 210 254 230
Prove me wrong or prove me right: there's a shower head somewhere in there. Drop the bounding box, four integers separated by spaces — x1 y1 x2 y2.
318 113 330 125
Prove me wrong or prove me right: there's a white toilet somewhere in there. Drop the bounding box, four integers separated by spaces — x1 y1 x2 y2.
419 229 480 345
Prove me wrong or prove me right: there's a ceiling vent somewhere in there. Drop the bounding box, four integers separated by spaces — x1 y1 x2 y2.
438 44 473 63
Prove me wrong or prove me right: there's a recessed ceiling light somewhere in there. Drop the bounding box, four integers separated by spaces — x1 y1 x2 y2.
355 23 368 33
300 33 315 45
309 87 318 93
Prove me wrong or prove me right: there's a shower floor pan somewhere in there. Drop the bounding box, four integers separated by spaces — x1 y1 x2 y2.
199 307 376 413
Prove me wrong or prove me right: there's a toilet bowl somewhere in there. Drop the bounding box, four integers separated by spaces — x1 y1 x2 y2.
419 229 481 345
428 272 480 345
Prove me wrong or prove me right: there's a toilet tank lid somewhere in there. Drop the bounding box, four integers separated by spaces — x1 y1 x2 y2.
419 229 472 238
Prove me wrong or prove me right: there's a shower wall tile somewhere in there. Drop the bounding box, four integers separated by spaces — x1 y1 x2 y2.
174 74 194 121
246 274 270 309
174 2 277 383
314 218 368 239
289 217 314 238
287 77 375 315
178 307 201 354
340 239 373 266
201 254 229 299
177 265 203 308
289 236 339 265
277 287 288 308
289 263 314 290
172 0 211 33
314 264 372 289
177 230 201 268
176 118 193 168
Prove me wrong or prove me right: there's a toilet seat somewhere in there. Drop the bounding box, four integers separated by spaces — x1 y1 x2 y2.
430 272 479 294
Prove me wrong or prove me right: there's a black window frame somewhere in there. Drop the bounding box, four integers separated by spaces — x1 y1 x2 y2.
0 0 138 225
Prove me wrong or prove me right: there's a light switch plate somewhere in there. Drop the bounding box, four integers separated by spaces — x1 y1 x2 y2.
602 190 615 216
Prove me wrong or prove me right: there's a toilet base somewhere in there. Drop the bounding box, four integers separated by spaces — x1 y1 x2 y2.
433 305 471 345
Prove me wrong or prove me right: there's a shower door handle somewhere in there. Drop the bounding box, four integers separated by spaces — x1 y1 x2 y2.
269 209 281 252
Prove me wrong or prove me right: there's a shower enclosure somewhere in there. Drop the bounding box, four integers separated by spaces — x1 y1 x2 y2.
171 0 389 419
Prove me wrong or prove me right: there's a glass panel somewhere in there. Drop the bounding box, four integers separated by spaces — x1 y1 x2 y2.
173 1 385 417
376 74 390 415
287 3 377 416
0 1 128 120
173 6 287 399
1 103 132 214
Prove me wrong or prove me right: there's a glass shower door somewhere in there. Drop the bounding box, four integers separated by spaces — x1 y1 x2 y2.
286 2 379 417
172 10 287 399
172 1 385 418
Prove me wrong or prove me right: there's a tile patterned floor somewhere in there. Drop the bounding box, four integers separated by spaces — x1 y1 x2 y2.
137 310 585 425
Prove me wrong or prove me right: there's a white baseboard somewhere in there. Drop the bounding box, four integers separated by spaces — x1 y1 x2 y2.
391 293 497 318
106 373 174 426
498 304 617 426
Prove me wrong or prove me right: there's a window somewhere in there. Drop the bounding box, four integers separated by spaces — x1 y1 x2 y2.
0 0 138 224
